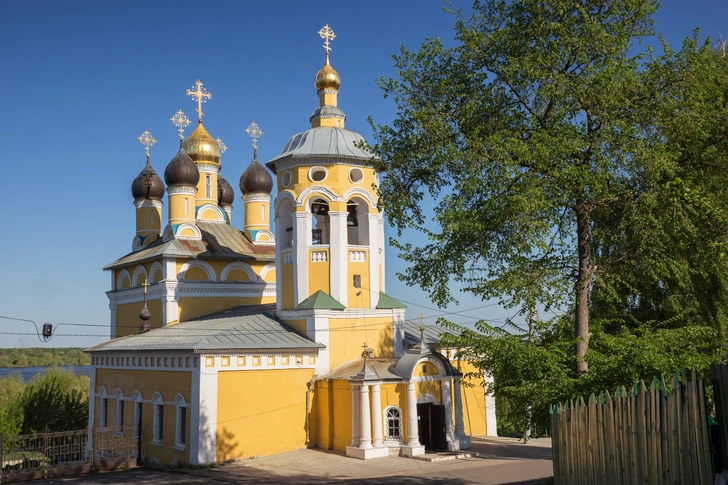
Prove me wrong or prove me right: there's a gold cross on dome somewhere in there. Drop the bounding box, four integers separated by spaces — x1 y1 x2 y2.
170 109 191 140
216 138 227 153
418 314 425 334
142 278 150 295
138 130 157 157
245 121 263 150
318 24 336 54
186 79 212 121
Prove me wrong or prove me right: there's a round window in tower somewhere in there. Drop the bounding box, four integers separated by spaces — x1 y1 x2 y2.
349 168 364 184
281 171 292 188
308 166 328 183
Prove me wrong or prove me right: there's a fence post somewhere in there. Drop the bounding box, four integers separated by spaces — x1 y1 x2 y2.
91 426 96 472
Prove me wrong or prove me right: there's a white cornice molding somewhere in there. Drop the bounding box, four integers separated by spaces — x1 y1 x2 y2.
197 163 220 174
276 308 404 319
134 199 163 209
167 186 198 196
107 281 276 305
243 193 272 203
272 158 372 174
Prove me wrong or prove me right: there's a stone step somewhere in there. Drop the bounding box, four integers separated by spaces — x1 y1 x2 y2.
412 451 478 462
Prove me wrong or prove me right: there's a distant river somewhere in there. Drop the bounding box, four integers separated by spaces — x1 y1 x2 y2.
0 365 92 382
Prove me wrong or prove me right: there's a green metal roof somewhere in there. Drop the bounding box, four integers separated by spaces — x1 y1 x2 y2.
295 290 345 310
376 291 407 309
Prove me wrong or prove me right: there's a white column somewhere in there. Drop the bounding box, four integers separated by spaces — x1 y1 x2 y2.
454 378 466 438
163 281 178 325
371 383 383 447
442 378 456 448
367 214 380 308
329 211 348 307
359 384 372 449
485 371 498 436
378 216 385 292
108 303 117 339
351 384 360 446
193 361 218 464
274 216 284 311
293 212 310 305
406 382 420 446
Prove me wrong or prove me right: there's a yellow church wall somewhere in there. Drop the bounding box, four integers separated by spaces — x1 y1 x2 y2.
262 268 275 283
224 268 251 282
310 378 354 452
347 260 370 309
183 267 209 281
379 382 408 439
168 193 196 224
115 299 163 338
412 361 440 378
308 251 330 296
284 165 378 208
283 318 307 336
195 172 218 207
216 368 315 462
416 380 442 403
453 359 488 435
327 317 393 370
281 262 295 310
95 368 191 465
136 206 162 235
244 200 269 229
176 296 274 322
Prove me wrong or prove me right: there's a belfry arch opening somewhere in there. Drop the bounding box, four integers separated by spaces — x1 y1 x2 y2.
310 198 330 245
278 200 294 247
346 197 369 246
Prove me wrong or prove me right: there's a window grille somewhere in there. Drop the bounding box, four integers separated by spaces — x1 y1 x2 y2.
385 407 402 440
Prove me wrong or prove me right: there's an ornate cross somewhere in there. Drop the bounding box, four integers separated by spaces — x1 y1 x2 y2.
138 130 157 157
246 121 263 150
186 79 212 121
318 24 336 54
216 138 227 153
170 109 191 140
418 313 425 334
142 278 150 295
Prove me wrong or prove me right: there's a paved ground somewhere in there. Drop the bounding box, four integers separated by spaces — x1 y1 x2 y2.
39 437 553 485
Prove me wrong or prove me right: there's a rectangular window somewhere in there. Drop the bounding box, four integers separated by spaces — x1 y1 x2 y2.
116 399 125 433
205 174 212 199
154 404 164 443
353 275 362 288
100 398 108 428
177 407 187 447
184 198 189 214
134 401 142 439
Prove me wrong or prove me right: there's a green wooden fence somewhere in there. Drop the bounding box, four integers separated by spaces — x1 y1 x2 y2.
550 369 713 485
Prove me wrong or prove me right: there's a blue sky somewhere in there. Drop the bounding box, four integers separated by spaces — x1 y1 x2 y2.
0 0 726 349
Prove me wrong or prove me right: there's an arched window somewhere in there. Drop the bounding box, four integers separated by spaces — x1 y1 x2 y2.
205 174 212 199
114 389 125 434
152 393 164 444
346 197 370 245
174 394 187 450
132 391 142 439
384 406 403 442
310 198 330 245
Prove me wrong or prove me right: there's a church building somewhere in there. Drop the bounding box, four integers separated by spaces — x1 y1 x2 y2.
86 25 497 465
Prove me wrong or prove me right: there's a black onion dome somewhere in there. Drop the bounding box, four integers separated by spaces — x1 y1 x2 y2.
239 154 273 194
164 149 200 187
131 160 165 200
218 175 235 206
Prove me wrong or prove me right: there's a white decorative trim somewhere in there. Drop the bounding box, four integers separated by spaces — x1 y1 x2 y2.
383 405 404 443
107 281 276 306
116 269 131 289
349 250 366 262
342 187 377 207
173 223 202 240
307 166 329 183
280 170 292 188
149 261 163 283
167 186 197 195
195 363 217 464
296 185 340 207
254 230 275 245
131 265 148 287
317 88 339 95
275 191 296 212
348 168 364 185
417 393 439 405
196 163 220 174
311 250 328 262
177 282 275 297
282 251 293 265
132 235 142 252
134 198 163 209
243 193 272 203
276 308 406 320
220 261 257 282
195 203 226 223
260 262 275 282
179 260 216 281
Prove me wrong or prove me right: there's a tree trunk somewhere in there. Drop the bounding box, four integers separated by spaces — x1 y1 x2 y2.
575 201 593 375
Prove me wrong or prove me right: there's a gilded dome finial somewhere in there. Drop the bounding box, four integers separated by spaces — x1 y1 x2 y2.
246 121 263 152
170 110 191 141
216 138 228 154
186 79 212 122
315 24 341 92
318 24 336 56
138 130 157 160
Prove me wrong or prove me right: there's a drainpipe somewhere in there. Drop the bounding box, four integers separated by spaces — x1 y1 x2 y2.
306 377 316 444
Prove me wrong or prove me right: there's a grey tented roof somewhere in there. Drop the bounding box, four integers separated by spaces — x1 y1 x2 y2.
105 221 275 270
86 304 323 353
266 127 375 173
319 358 403 382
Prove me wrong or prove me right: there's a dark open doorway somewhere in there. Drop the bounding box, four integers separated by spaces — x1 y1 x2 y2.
417 402 448 451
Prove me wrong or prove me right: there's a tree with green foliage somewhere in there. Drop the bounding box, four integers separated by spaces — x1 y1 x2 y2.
0 373 25 436
365 0 728 431
21 369 89 433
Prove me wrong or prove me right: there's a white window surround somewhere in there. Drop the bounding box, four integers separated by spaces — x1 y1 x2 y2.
308 166 328 183
349 167 364 184
152 393 164 445
281 171 292 187
100 397 108 428
205 174 212 198
383 405 403 443
133 391 142 439
174 394 187 451
115 389 124 435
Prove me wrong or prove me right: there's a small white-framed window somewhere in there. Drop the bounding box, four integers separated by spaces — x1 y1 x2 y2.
152 393 164 444
281 171 292 188
308 166 328 182
100 398 108 428
205 174 212 198
115 390 125 434
262 205 266 221
174 394 187 450
384 406 403 442
349 168 364 184
184 198 189 215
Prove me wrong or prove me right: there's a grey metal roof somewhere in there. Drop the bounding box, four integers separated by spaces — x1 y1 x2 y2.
87 304 324 353
402 320 460 346
266 127 375 173
319 358 403 382
105 221 275 270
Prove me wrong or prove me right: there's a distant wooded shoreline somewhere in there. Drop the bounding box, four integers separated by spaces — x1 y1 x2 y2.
0 348 90 368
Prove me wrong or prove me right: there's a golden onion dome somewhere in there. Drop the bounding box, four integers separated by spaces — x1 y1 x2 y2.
315 55 341 91
182 122 221 164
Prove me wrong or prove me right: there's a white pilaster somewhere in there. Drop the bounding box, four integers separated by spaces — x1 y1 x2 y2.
367 214 380 308
371 383 383 447
274 216 284 311
192 361 218 464
442 378 458 450
393 310 406 358
485 371 498 436
329 211 348 307
454 377 466 439
307 314 330 375
293 212 310 305
162 281 179 325
109 303 117 339
351 384 360 446
359 384 372 449
378 215 385 292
